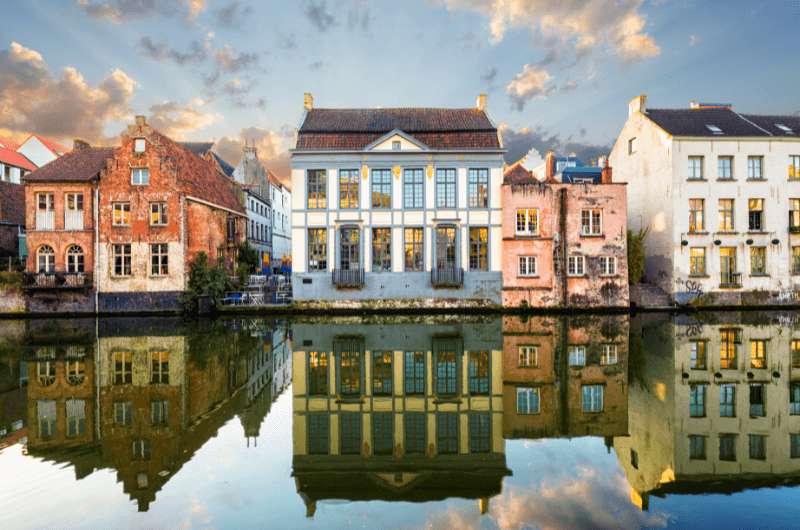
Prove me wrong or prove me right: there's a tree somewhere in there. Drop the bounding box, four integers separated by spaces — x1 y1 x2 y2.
627 227 649 284
183 252 231 312
237 242 259 272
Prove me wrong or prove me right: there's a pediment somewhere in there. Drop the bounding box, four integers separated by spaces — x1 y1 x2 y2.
365 129 429 151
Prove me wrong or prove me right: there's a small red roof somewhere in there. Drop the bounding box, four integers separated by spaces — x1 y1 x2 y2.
0 147 35 171
24 147 113 182
0 138 20 151
32 135 68 156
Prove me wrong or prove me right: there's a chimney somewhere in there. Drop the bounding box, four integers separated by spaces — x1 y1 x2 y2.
545 150 557 182
73 139 90 151
476 93 487 112
303 92 313 111
135 115 146 126
628 94 647 117
600 156 612 184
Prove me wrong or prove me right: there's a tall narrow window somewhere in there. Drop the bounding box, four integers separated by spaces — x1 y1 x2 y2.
307 228 327 271
340 412 361 455
516 387 540 414
434 338 460 395
689 435 706 460
791 199 800 232
749 434 766 460
37 401 56 438
580 209 602 235
792 340 800 369
469 227 488 271
435 225 457 269
749 384 766 417
404 412 426 454
688 199 705 233
791 383 800 415
36 245 55 273
64 193 84 230
790 155 800 179
435 168 456 208
720 383 736 417
792 434 800 459
151 400 169 426
114 401 132 426
372 351 393 395
582 384 604 412
339 227 360 270
720 329 740 369
688 156 704 180
371 169 392 208
404 227 424 271
308 413 330 455
150 243 168 276
467 168 489 208
718 199 735 232
690 340 707 369
66 399 86 438
568 345 586 366
516 209 539 235
36 193 55 230
338 169 359 209
307 169 327 209
336 338 363 396
404 351 425 394
748 199 764 231
719 434 737 461
750 339 767 368
600 344 618 365
371 228 391 272
468 351 489 395
436 413 459 454
690 247 706 276
66 245 84 273
308 352 328 395
150 202 167 225
150 351 169 384
372 412 394 455
113 351 132 384
112 244 131 276
469 412 490 453
793 247 800 275
719 247 738 286
748 156 763 179
717 156 733 180
403 169 424 208
750 246 766 275
689 384 706 417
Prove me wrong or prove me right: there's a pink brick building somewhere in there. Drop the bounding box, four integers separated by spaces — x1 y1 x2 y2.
501 153 629 308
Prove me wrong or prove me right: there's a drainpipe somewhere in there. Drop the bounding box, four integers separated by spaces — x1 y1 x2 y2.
559 188 568 307
94 186 99 314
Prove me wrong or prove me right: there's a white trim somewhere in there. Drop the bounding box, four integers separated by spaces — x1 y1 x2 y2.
363 129 430 151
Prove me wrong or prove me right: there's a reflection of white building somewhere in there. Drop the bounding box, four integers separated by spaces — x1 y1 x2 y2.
610 96 800 304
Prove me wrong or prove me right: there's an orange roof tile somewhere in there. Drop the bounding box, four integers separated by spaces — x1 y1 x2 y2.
0 147 35 171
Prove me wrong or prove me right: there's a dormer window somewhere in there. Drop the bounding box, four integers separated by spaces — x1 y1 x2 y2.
777 123 794 134
392 140 401 151
705 124 723 135
134 138 146 153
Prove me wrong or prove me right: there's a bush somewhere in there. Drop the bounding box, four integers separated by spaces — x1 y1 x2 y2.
237 242 260 273
627 227 649 284
183 252 231 312
0 271 22 290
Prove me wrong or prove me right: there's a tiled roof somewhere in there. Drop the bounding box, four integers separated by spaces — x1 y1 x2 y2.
503 162 536 185
33 135 68 155
179 141 236 178
645 108 800 137
23 147 113 182
296 108 501 150
0 147 35 171
0 138 20 151
0 181 25 226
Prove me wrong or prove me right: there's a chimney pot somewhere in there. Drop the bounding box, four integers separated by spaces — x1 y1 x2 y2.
476 93 487 112
628 94 647 117
545 150 557 182
600 156 613 184
135 115 146 126
303 92 313 111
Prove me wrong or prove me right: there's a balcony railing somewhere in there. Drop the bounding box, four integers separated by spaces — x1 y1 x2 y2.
719 271 742 288
64 210 84 230
332 268 365 288
35 211 55 230
23 272 92 290
431 266 464 288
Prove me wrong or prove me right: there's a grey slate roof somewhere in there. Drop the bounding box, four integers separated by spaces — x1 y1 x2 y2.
179 141 235 177
645 108 800 137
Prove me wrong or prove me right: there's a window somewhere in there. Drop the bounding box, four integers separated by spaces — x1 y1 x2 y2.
567 255 585 276
340 412 362 455
600 256 617 276
793 340 800 369
792 383 800 415
37 360 55 386
36 245 54 273
631 449 638 469
339 227 360 270
518 256 537 276
303 169 328 209
307 228 327 271
134 138 146 152
308 352 328 395
371 169 391 208
226 215 236 242
792 434 800 459
719 434 737 461
392 140 401 150
750 339 767 369
435 349 458 395
66 360 85 385
113 351 132 384
748 199 764 231
468 351 489 395
628 137 637 155
336 339 363 396
750 246 766 275
706 124 723 135
150 351 169 384
690 340 706 369
308 412 330 455
720 383 736 417
792 199 800 232
718 199 735 232
114 401 132 426
338 169 359 209
151 400 169 426
468 169 489 208
581 209 602 235
372 351 393 395
689 435 706 460
516 387 540 414
131 167 149 185
112 243 131 276
469 227 488 271
150 202 167 225
404 351 425 394
112 202 131 226
720 329 740 369
63 245 84 273
793 247 800 275
790 155 800 179
371 228 391 272
403 168 424 208
404 227 423 271
748 156 763 179
435 168 456 208
436 413 459 454
582 384 604 412
469 412 490 453
718 156 733 180
749 434 766 460
688 199 705 233
150 243 168 276
568 345 586 367
372 412 394 455
518 345 538 367
404 412 426 454
750 384 766 417
600 344 618 365
688 156 704 180
435 225 457 269
690 384 706 417
64 193 84 229
690 247 706 276
516 209 539 235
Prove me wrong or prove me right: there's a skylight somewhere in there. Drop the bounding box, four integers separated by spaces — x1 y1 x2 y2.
706 124 724 135
776 123 794 134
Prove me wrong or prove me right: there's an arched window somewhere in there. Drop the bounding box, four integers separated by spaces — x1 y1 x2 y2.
66 245 84 273
66 360 85 386
37 245 55 273
37 361 56 387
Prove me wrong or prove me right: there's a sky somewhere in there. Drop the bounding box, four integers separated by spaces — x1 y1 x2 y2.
1 0 798 181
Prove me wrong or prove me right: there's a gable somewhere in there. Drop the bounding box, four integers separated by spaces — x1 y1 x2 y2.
367 130 428 152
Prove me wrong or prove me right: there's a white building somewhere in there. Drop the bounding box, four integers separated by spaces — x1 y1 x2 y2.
610 95 800 304
268 173 291 271
244 188 272 272
290 93 505 307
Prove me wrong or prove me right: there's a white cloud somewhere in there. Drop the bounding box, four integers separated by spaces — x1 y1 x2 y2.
689 34 699 47
147 99 219 140
507 64 552 110
76 0 206 23
214 127 292 181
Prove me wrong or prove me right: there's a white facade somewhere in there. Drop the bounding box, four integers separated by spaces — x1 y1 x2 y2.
269 178 291 267
0 162 25 184
610 96 800 303
244 189 272 271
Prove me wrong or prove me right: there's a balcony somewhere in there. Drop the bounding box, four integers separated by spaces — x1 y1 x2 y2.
431 267 464 288
35 211 55 230
332 268 365 288
64 210 84 230
719 272 742 289
23 272 92 290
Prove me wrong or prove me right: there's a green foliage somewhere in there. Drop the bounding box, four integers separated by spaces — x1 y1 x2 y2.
237 242 260 272
183 252 231 312
0 271 22 290
627 227 649 285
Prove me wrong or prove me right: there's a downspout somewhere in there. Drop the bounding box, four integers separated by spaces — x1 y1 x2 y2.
94 185 99 314
559 188 568 307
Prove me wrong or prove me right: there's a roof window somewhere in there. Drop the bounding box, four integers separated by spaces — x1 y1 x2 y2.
776 123 794 134
705 124 723 135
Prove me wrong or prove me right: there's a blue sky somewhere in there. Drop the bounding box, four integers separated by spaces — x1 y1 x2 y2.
1 0 798 177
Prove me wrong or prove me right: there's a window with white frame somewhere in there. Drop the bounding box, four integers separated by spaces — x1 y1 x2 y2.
748 156 763 179
581 209 602 235
516 209 539 235
582 384 604 412
112 243 131 276
134 138 146 153
518 255 537 276
567 255 585 276
600 344 618 365
518 345 538 367
150 243 168 276
112 202 131 226
600 256 617 276
688 156 704 180
149 202 167 226
516 387 540 414
568 345 586 367
131 167 150 185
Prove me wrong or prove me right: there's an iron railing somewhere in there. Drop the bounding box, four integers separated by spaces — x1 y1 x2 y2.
431 266 464 287
332 268 365 288
23 272 92 289
719 271 742 288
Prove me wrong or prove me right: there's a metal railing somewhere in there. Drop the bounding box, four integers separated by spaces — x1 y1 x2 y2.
64 210 84 230
35 211 55 230
719 271 742 288
332 268 365 288
23 272 92 289
431 266 464 287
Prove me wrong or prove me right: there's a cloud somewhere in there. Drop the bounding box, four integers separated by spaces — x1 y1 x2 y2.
213 44 260 73
689 34 699 47
346 1 371 31
276 33 298 50
309 60 325 71
437 0 660 63
304 0 336 32
507 64 552 110
0 41 135 144
138 36 208 64
481 66 498 84
147 99 218 140
222 79 265 109
76 0 205 23
499 123 610 165
215 1 253 29
214 127 292 181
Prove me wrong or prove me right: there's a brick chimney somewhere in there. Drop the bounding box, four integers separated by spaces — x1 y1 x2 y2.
545 150 557 182
628 94 646 117
476 93 487 112
303 92 314 111
73 139 90 151
135 115 146 126
600 156 612 184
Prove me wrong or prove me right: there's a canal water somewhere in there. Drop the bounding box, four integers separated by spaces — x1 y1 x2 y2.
2 312 800 529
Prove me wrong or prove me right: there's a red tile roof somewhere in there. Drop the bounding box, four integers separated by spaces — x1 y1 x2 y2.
0 147 35 171
0 138 20 151
503 162 536 185
23 147 113 182
0 181 25 226
32 135 68 156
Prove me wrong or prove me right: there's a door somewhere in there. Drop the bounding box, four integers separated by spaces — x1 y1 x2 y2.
435 226 457 269
719 247 736 284
339 227 360 270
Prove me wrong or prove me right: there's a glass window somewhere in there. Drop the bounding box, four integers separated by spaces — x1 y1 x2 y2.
112 202 131 226
404 351 426 394
372 412 394 455
338 169 359 209
150 351 169 384
719 199 735 232
307 228 327 271
468 351 489 395
720 383 736 417
404 412 426 454
518 256 537 276
718 156 733 179
567 255 585 276
340 412 361 455
690 247 706 276
792 434 800 459
749 434 766 460
150 202 167 225
436 412 459 454
628 137 637 155
336 339 363 396
112 243 131 276
750 339 767 369
791 199 800 232
371 169 391 208
582 384 604 412
66 245 84 273
720 329 740 369
790 155 800 179
469 412 490 453
600 256 617 276
372 351 393 395
66 360 85 385
307 169 327 209
435 168 456 208
689 435 706 460
750 384 766 417
339 227 360 270
580 209 602 235
791 383 800 415
719 434 737 461
151 399 168 426
308 352 328 395
308 412 330 455
131 167 149 185
518 345 538 367
37 400 56 438
750 246 766 275
688 156 704 179
404 227 424 271
516 209 539 235
689 199 705 233
371 228 391 272
793 247 800 275
150 243 168 276
748 156 763 179
434 338 460 395
36 245 54 273
690 340 707 369
600 344 618 365
467 169 489 208
792 340 800 369
114 401 132 426
134 138 146 153
516 387 540 414
690 384 706 417
66 399 86 438
403 169 424 208
469 227 488 271
132 439 151 460
435 226 457 269
748 199 764 231
568 345 586 367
